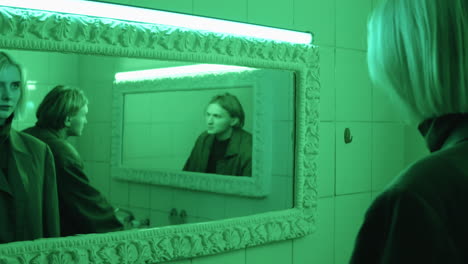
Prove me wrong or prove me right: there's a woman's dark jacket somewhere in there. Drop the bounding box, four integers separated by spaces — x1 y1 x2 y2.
23 125 123 237
183 128 252 176
0 118 60 243
350 114 468 264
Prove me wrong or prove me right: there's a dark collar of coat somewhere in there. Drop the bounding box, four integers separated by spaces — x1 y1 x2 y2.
213 128 245 157
440 120 468 151
418 113 468 152
32 124 64 140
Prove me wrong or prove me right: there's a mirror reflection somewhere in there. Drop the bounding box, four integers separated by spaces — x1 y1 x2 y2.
122 83 254 177
0 48 294 245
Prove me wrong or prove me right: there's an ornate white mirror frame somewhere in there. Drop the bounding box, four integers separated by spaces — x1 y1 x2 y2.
112 69 289 197
0 4 319 263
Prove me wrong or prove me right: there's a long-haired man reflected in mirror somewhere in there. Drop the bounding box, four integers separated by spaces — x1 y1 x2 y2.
183 93 252 176
23 85 123 236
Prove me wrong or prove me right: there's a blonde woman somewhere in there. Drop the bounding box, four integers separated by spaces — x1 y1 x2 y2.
0 52 60 243
350 0 468 262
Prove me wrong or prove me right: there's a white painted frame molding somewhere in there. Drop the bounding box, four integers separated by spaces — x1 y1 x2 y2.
0 5 319 264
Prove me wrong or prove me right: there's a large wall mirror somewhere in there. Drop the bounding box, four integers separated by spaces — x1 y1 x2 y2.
0 2 319 264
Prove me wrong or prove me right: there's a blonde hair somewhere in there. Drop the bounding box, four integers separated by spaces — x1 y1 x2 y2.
0 52 26 118
36 85 88 130
367 0 468 124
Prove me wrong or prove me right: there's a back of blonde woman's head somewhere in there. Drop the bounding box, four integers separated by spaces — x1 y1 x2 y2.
0 52 26 118
368 0 468 124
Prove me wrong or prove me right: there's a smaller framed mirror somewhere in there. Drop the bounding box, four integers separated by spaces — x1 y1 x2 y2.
112 67 295 197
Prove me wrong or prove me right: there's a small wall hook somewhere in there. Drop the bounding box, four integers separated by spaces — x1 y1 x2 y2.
180 209 187 224
169 208 179 225
344 128 353 144
170 208 178 216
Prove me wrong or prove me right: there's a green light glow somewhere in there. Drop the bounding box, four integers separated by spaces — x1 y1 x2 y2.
0 0 313 44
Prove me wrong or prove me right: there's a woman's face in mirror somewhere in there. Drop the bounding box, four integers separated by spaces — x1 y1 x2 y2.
0 65 21 124
205 103 237 137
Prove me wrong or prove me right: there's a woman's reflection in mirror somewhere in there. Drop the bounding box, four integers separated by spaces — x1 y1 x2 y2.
350 0 468 263
0 52 60 243
183 93 252 176
23 85 124 236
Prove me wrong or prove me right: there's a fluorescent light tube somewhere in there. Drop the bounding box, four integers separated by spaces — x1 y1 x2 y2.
115 64 256 81
0 0 312 44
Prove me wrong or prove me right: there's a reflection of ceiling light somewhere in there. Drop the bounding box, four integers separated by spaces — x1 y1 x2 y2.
0 0 312 44
115 64 257 82
26 80 37 90
26 101 34 109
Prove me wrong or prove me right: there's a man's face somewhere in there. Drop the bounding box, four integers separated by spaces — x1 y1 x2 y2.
66 104 88 137
0 65 21 124
205 103 237 137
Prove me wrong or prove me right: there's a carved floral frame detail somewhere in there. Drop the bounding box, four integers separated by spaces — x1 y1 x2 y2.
0 5 319 264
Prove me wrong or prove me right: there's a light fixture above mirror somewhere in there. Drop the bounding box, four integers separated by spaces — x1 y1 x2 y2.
115 64 257 81
0 0 313 44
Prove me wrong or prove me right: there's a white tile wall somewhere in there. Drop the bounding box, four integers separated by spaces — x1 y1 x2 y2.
335 122 372 195
129 0 193 14
292 197 335 263
224 195 256 219
48 52 80 85
371 123 405 192
294 0 335 46
109 179 130 207
81 123 112 161
81 81 114 123
317 122 335 197
335 0 371 50
193 0 247 21
335 49 372 122
245 240 293 264
247 0 293 28
192 249 245 264
129 183 151 208
372 85 401 122
319 47 336 122
271 121 294 176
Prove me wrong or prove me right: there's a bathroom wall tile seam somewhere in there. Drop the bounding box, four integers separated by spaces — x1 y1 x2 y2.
333 119 337 198
335 190 372 197
319 44 337 49
332 196 337 264
335 46 367 52
332 29 337 200
335 120 404 124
